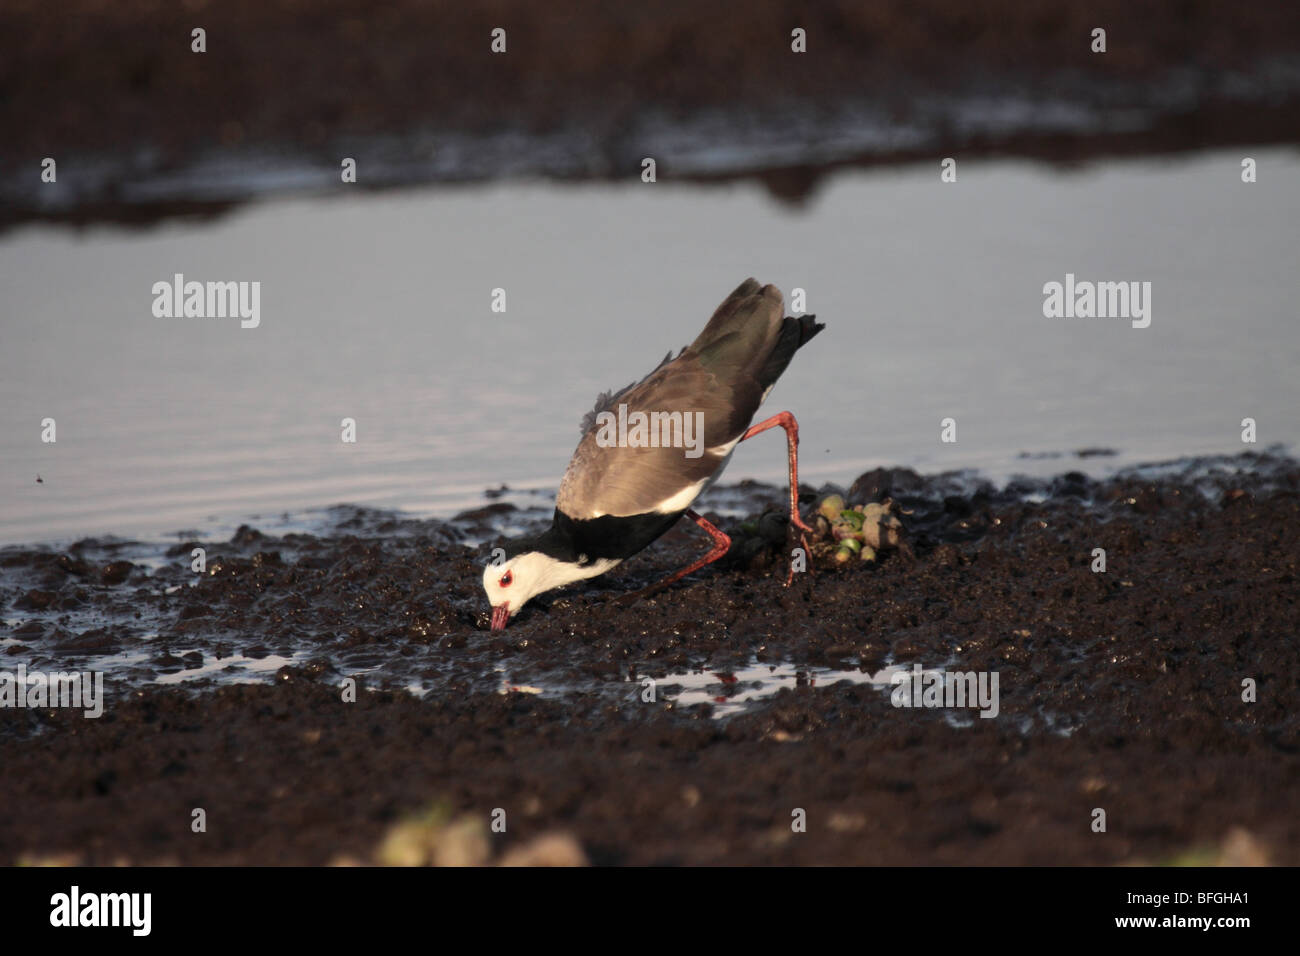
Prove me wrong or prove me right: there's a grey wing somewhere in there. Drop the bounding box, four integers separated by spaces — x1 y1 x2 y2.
557 354 758 519
559 281 785 519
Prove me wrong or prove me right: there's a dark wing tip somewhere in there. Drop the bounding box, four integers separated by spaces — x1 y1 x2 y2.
793 314 824 347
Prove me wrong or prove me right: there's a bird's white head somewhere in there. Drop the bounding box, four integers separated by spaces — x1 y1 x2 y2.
483 548 618 630
483 552 534 631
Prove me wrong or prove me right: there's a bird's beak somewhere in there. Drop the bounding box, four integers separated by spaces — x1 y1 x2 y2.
490 603 511 631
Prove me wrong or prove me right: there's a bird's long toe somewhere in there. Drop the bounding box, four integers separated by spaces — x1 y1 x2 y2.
784 522 815 585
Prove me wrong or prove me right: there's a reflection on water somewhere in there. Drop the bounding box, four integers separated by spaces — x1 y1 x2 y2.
2 148 1297 545
647 658 1077 733
651 660 913 719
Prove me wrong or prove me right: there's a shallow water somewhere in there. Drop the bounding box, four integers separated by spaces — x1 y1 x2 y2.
2 147 1297 545
647 660 909 719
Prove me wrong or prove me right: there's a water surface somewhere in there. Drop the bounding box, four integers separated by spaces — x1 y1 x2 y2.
2 148 1296 544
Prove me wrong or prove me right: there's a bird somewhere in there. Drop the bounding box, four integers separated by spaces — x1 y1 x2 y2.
483 279 824 630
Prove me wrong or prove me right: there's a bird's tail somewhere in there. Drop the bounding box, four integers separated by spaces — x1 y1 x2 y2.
756 313 824 391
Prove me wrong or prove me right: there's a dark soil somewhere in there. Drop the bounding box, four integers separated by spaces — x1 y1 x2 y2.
0 452 1296 865
4 0 1300 230
8 0 1299 154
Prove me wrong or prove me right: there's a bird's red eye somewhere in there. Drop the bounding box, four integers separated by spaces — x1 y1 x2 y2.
500 571 513 587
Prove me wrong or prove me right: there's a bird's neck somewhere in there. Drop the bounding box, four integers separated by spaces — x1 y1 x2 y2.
517 549 620 598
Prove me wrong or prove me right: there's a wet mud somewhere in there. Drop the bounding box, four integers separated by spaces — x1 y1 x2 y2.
0 451 1296 865
4 0 1300 229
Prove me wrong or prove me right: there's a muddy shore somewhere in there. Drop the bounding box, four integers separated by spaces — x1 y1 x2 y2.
4 0 1300 230
0 451 1296 865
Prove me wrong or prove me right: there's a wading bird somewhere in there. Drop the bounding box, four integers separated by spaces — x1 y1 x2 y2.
484 279 823 630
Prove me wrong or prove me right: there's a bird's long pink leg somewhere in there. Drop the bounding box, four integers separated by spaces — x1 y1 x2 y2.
741 411 814 584
614 509 730 604
656 509 732 588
